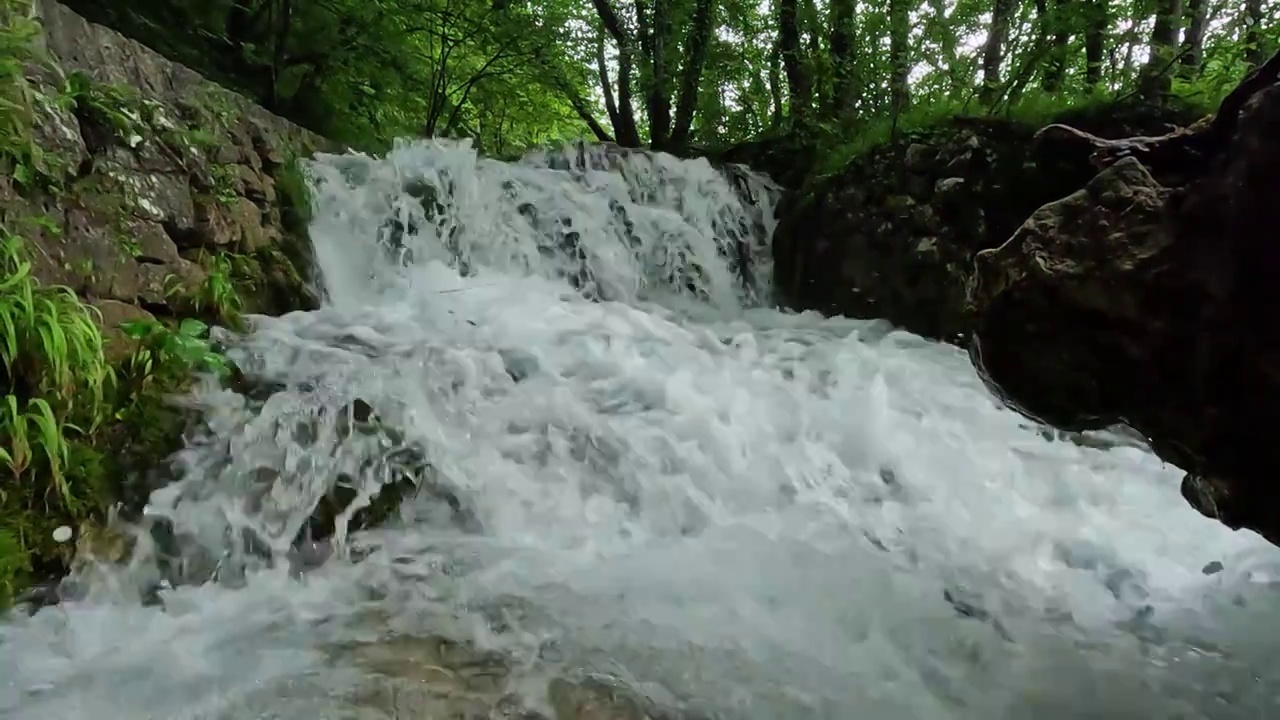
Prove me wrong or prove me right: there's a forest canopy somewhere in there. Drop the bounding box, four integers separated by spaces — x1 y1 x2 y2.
66 0 1279 156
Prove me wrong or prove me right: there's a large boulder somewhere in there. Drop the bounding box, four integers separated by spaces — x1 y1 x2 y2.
968 52 1280 545
768 102 1207 342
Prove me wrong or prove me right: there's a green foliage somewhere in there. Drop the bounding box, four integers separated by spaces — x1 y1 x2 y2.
60 71 146 140
194 252 245 324
809 79 1223 179
208 164 241 205
60 0 1278 159
275 156 312 230
116 317 230 395
0 228 108 603
0 0 58 191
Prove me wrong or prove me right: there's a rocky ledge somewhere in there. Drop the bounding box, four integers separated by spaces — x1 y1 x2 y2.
968 51 1280 545
0 0 331 602
766 101 1205 342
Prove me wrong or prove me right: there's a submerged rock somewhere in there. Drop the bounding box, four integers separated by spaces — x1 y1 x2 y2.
968 51 1280 546
334 632 703 719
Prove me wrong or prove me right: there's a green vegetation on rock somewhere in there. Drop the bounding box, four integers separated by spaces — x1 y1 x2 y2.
0 0 320 605
0 224 228 605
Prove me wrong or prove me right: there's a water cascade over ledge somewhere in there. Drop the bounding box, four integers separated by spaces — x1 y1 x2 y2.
1 139 1277 719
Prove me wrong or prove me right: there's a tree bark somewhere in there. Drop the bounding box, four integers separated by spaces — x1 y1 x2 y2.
980 0 1016 103
777 0 811 121
669 0 715 147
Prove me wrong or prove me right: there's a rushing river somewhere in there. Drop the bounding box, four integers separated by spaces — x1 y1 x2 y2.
2 139 1277 719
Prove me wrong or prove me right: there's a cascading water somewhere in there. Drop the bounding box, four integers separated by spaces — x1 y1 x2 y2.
2 138 1278 719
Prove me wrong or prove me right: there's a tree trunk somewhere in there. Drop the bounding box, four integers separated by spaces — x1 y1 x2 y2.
777 0 811 122
980 0 1016 104
768 37 784 128
1039 0 1070 92
590 0 642 146
1138 0 1184 96
888 0 911 118
1178 0 1208 71
669 0 715 147
636 0 673 147
1244 0 1265 68
1084 0 1108 88
828 0 857 116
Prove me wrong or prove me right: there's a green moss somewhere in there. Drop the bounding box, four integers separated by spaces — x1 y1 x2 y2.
207 163 240 205
274 154 313 230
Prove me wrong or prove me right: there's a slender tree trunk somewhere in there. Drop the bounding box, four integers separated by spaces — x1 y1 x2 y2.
1084 0 1108 88
1039 0 1070 92
1243 0 1265 68
1139 0 1183 96
590 0 643 145
768 37 784 128
888 0 911 118
1177 0 1208 71
980 0 1016 103
828 0 858 116
777 0 811 122
669 0 715 147
636 0 673 147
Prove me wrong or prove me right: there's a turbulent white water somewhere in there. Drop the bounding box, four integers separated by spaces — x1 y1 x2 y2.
3 138 1279 718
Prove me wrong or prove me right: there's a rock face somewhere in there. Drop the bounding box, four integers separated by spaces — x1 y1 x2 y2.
7 0 330 328
0 0 334 602
968 52 1280 545
769 102 1207 342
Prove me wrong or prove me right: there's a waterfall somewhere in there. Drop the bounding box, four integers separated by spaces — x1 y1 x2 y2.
2 138 1276 719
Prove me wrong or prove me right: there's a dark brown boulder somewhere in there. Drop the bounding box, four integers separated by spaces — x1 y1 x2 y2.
968 52 1280 545
767 102 1206 343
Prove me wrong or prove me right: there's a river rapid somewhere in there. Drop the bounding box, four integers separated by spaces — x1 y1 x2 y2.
2 139 1277 719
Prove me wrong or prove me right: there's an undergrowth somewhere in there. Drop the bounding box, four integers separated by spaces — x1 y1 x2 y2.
0 0 59 192
809 78 1233 180
0 228 233 606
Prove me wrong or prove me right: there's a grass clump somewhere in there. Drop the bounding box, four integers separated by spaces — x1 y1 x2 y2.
60 71 146 144
0 227 233 606
0 228 111 603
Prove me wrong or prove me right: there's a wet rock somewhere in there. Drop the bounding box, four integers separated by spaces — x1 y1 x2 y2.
91 299 155 360
968 156 1173 429
500 348 541 382
192 194 269 251
967 51 1280 545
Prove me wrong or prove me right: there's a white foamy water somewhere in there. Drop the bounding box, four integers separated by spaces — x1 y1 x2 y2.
3 139 1279 718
